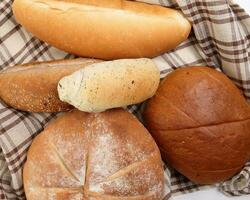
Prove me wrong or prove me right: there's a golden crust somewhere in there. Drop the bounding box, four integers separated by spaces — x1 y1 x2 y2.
12 0 191 59
23 109 164 199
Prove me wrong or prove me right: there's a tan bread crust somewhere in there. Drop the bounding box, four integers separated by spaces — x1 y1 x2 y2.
0 58 101 112
23 109 164 200
144 66 250 184
12 0 191 60
58 58 160 112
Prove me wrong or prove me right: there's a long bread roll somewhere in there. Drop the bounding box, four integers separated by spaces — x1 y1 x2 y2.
0 58 101 112
58 58 160 112
12 0 191 60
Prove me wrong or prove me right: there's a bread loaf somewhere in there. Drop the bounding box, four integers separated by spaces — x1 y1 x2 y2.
23 108 164 200
0 58 101 112
12 0 191 60
58 58 160 112
144 66 250 184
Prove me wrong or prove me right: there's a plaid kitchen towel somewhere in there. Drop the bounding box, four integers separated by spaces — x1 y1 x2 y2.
0 0 250 199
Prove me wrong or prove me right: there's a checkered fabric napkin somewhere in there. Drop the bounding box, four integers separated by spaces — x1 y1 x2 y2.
0 0 250 199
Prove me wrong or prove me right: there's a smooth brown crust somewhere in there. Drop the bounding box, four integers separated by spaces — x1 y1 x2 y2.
144 66 250 184
24 109 164 200
12 0 191 60
0 58 101 112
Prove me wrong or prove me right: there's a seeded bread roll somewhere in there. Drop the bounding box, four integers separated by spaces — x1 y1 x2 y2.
0 58 101 112
23 108 164 200
58 58 160 112
12 0 191 60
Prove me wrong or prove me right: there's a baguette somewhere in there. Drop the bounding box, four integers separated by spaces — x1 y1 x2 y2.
58 58 160 112
12 0 191 60
0 58 101 112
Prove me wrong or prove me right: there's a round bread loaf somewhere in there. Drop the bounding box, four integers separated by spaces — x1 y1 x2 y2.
144 66 250 184
23 109 164 200
12 0 191 60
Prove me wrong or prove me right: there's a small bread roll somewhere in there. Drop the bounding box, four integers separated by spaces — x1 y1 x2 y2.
58 58 160 112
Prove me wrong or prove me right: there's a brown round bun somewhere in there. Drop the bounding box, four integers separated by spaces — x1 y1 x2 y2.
23 109 164 200
144 66 250 184
0 58 101 112
12 0 191 60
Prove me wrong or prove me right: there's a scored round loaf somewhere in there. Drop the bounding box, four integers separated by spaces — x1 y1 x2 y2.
144 66 250 184
12 0 191 60
0 58 101 112
23 109 164 200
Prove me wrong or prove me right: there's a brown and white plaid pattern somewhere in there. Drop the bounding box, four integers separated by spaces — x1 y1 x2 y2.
0 0 250 199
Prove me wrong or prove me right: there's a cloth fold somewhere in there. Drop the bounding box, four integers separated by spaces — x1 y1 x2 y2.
0 0 250 199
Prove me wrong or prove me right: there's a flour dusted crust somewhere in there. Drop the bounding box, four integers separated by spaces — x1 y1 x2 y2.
23 109 164 200
0 58 101 112
58 58 160 112
12 0 191 59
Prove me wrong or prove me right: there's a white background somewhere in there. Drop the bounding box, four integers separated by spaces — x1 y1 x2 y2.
174 0 250 199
